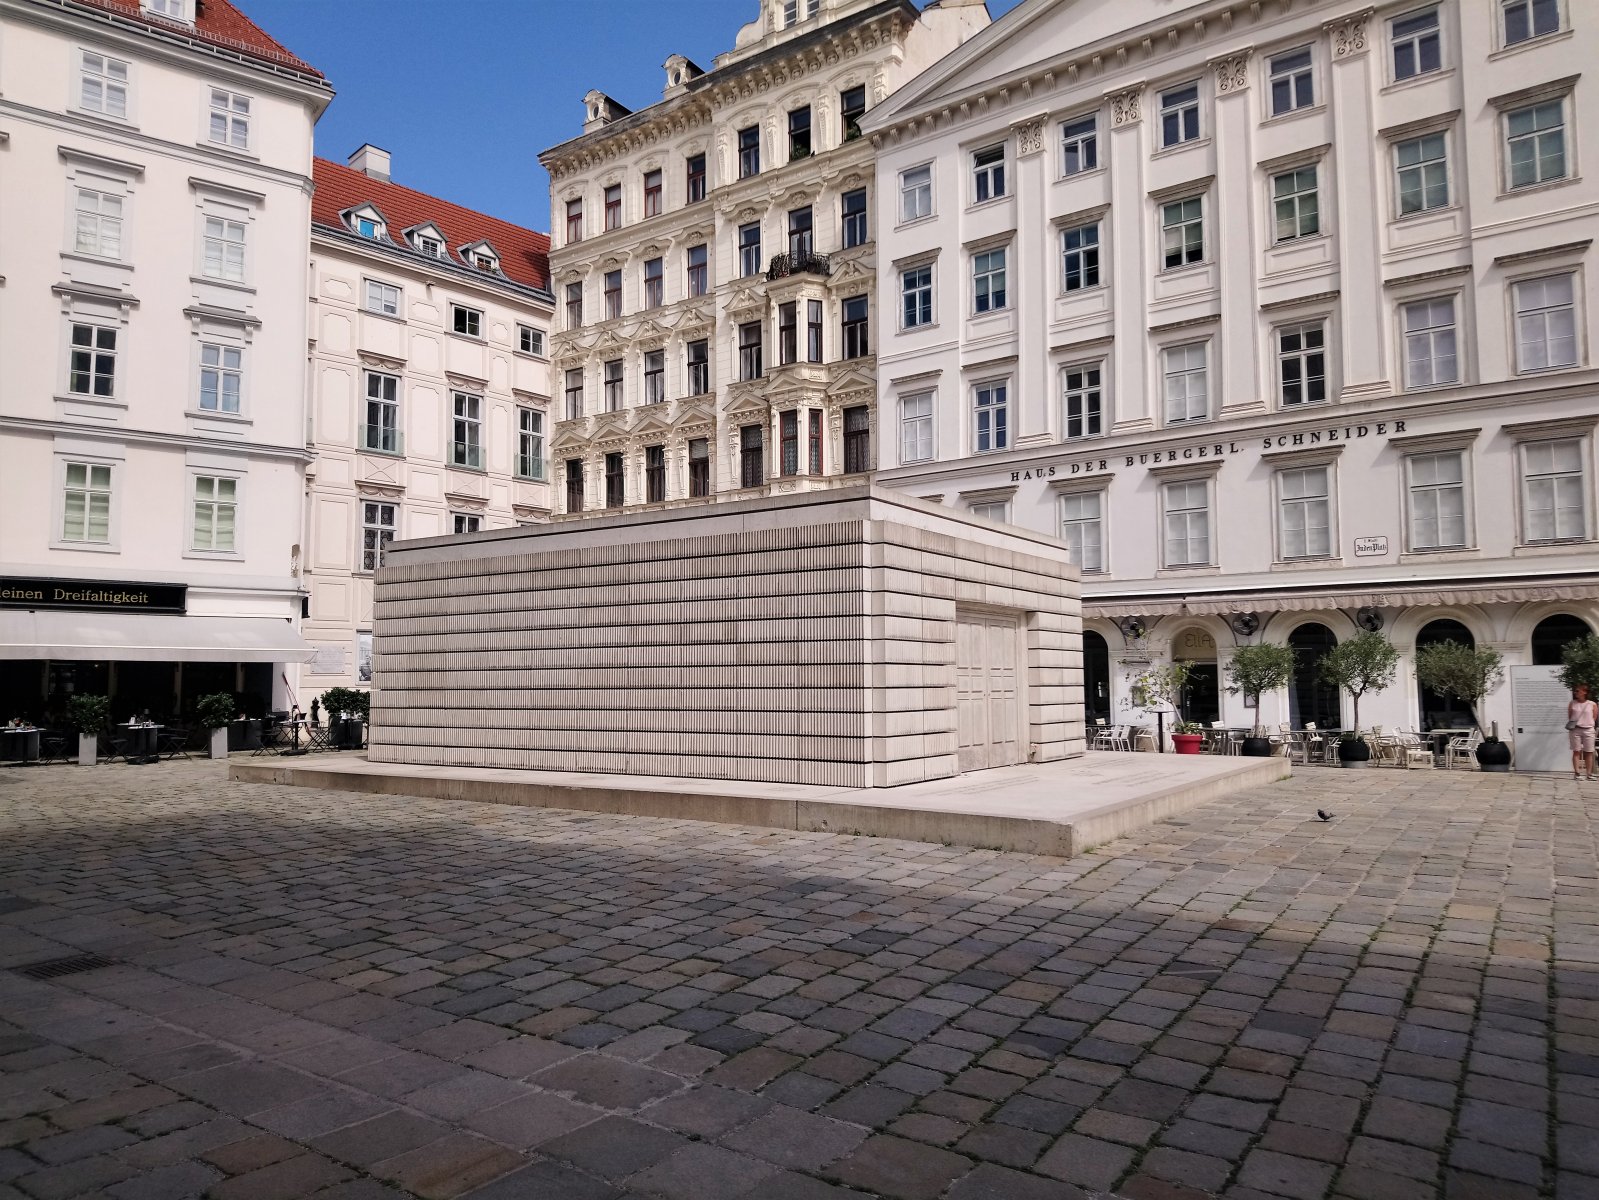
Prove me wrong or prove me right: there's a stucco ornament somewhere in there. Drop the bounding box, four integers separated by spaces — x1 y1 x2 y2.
1012 117 1046 157
1109 86 1142 127
1213 51 1250 94
1329 11 1371 58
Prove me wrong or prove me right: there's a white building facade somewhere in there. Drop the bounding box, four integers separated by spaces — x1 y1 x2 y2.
866 0 1599 739
299 148 555 701
539 0 988 516
0 0 329 721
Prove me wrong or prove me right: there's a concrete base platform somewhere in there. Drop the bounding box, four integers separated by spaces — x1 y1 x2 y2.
229 751 1290 857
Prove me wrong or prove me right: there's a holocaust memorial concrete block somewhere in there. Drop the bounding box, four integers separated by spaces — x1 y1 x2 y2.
367 486 1084 787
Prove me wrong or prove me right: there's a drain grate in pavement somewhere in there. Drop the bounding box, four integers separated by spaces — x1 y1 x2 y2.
14 953 116 980
0 896 39 915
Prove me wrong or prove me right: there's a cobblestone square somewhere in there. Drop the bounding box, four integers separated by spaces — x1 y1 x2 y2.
0 760 1594 1199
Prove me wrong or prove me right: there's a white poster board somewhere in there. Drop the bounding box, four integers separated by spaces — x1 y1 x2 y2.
1510 665 1570 773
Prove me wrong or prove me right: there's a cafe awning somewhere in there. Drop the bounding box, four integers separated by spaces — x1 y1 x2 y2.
1083 579 1599 620
0 610 314 663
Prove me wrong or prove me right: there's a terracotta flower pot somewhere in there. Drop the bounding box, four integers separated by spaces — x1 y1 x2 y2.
1172 733 1204 755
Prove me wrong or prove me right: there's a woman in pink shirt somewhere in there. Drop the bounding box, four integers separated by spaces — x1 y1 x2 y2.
1570 683 1598 780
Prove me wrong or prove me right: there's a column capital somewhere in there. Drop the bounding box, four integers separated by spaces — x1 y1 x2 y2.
1012 116 1047 157
1108 85 1144 128
1324 9 1376 59
1210 48 1252 95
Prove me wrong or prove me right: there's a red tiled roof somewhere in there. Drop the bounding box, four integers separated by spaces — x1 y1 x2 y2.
312 158 551 294
70 0 324 79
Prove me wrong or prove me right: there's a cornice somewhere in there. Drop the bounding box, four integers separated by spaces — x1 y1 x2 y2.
0 414 312 463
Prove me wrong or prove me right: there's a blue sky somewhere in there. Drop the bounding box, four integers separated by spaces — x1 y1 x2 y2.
246 0 1025 234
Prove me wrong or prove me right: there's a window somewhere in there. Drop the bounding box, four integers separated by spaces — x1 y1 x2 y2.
361 501 395 571
62 462 111 543
1061 222 1100 292
451 392 483 468
73 188 122 259
565 460 585 513
603 359 623 411
969 501 1009 523
564 369 584 419
1402 297 1457 388
842 296 869 359
841 188 868 248
415 233 444 258
739 321 763 380
901 392 934 463
643 169 662 218
1408 451 1466 549
605 452 624 508
686 154 706 203
471 249 498 272
451 304 482 337
189 476 236 552
1278 323 1327 406
1504 0 1560 45
517 407 545 480
1514 274 1578 371
198 343 242 413
208 87 250 149
974 381 1008 453
646 444 666 502
566 199 583 243
739 126 761 178
1268 48 1314 116
201 216 245 282
604 183 621 230
779 302 798 365
1063 364 1102 439
363 371 399 453
807 300 824 363
1522 439 1587 541
973 247 1007 313
788 206 813 258
1061 115 1098 176
689 438 710 497
644 350 665 403
1395 133 1448 214
902 264 933 328
1278 466 1331 558
1506 101 1566 189
1269 167 1320 243
1391 7 1441 80
1160 83 1201 147
604 269 622 319
565 282 583 328
1161 197 1204 268
687 339 709 395
789 106 812 159
900 165 932 222
518 325 546 356
783 0 799 26
145 0 188 18
453 513 481 535
841 85 866 140
68 324 116 396
687 244 708 296
808 410 823 474
79 51 128 118
739 222 762 276
1163 342 1209 423
352 212 382 239
364 279 400 316
1163 481 1211 566
843 406 870 474
643 258 663 308
740 424 764 487
1060 492 1104 573
973 144 1006 202
781 409 800 475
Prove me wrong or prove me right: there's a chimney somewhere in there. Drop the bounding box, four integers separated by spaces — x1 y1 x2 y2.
347 143 391 182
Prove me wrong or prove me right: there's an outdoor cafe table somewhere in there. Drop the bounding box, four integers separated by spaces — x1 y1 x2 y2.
0 727 40 764
122 723 161 764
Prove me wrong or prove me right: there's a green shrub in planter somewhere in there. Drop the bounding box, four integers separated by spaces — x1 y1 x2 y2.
317 687 369 723
195 693 236 731
1226 642 1298 754
67 694 110 734
1317 632 1399 738
1557 634 1599 695
1414 641 1507 767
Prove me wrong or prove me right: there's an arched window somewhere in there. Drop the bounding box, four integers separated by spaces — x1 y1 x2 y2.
1084 631 1111 727
1531 613 1592 665
1416 618 1474 729
1171 626 1219 724
1288 623 1341 728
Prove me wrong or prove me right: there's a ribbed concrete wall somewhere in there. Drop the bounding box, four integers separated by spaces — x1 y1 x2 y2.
367 487 1083 786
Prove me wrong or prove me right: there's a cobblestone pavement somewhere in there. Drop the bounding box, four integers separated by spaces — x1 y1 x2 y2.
0 761 1595 1200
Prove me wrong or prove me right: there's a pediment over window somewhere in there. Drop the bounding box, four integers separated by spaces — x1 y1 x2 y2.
405 222 448 258
550 423 594 451
722 285 765 318
342 203 389 241
633 408 674 436
827 365 876 398
724 383 773 415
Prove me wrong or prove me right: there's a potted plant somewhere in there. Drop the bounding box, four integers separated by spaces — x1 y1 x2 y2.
67 694 109 766
1171 720 1205 754
1414 641 1509 771
195 693 235 760
1127 661 1195 752
1316 632 1399 767
1558 634 1599 694
1226 642 1299 757
319 687 370 750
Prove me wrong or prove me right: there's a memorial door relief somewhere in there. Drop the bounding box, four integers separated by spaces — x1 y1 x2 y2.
956 610 1025 772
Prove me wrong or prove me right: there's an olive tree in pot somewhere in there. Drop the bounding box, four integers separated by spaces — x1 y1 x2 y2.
195 693 236 760
1316 632 1399 767
1558 634 1599 694
1127 662 1199 752
68 695 110 766
319 687 370 750
1413 641 1509 771
1225 642 1299 757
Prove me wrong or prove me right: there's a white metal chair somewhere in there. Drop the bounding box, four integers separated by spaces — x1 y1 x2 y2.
1445 729 1481 769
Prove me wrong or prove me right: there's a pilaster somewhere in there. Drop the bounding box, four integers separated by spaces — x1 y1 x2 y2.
1212 49 1261 417
1107 85 1152 430
1012 115 1053 446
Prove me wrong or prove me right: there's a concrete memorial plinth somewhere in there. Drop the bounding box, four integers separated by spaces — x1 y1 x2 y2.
367 485 1084 787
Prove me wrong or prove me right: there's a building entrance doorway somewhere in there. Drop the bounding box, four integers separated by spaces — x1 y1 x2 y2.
955 610 1024 772
1171 626 1219 725
1288 623 1341 728
1083 630 1111 727
1416 619 1475 729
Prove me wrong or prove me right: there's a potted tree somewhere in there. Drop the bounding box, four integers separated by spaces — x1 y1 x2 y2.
1317 632 1399 767
196 693 236 761
1128 662 1200 753
319 687 370 750
1226 642 1299 757
1413 641 1508 771
1558 633 1599 695
68 694 109 766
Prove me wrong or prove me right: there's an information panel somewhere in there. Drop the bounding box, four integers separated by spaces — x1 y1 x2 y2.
1511 665 1571 774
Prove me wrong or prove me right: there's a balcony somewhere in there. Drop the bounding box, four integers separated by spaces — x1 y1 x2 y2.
766 252 831 281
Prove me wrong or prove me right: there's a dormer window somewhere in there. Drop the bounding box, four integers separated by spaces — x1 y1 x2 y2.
407 224 448 259
143 0 190 22
345 205 386 240
461 241 501 273
419 236 443 257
